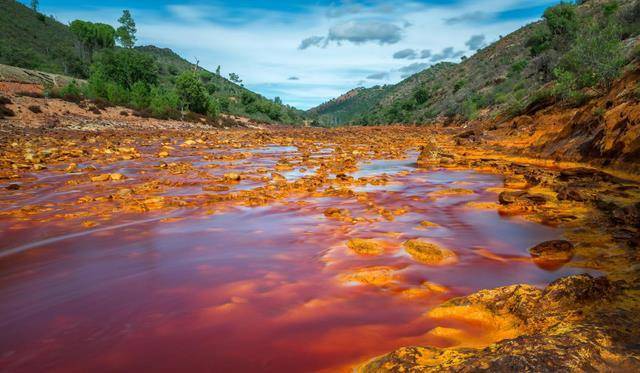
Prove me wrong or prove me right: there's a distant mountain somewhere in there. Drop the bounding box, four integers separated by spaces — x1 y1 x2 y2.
0 0 303 124
308 0 640 126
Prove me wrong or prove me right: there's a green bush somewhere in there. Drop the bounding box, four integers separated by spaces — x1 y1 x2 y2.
526 26 552 56
175 71 209 114
556 17 624 94
59 80 83 102
149 87 180 119
453 79 466 93
206 97 220 119
510 60 528 75
105 83 129 105
414 87 430 104
130 81 150 109
544 2 578 48
527 2 578 56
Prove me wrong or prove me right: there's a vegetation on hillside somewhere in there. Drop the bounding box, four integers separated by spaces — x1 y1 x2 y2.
0 0 303 124
309 0 640 126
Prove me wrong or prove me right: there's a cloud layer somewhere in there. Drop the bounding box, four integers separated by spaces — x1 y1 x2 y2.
42 0 556 109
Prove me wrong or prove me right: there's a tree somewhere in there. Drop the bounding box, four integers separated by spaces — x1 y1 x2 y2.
70 20 116 59
274 96 282 105
228 72 242 84
175 71 209 114
216 65 221 76
116 10 137 48
30 0 38 11
91 48 158 89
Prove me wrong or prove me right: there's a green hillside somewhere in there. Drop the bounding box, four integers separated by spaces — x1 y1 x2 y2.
309 0 640 126
0 0 303 124
0 0 85 76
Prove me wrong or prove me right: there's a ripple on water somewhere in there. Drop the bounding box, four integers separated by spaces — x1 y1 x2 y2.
0 166 595 372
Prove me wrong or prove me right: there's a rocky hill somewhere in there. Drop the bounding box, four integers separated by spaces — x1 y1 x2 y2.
0 0 304 124
309 0 640 126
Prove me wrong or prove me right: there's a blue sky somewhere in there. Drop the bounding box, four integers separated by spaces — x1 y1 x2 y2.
32 0 559 109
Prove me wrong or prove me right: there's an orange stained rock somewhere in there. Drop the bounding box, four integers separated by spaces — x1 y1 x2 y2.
424 303 524 348
346 238 385 256
403 239 458 265
339 266 398 286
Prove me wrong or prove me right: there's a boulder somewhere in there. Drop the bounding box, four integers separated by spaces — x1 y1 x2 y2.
403 239 457 265
346 238 384 255
529 240 574 262
498 190 526 205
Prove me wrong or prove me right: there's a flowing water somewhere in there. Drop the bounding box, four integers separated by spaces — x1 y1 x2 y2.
0 145 590 372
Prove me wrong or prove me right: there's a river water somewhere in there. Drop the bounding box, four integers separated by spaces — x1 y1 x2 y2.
0 145 589 372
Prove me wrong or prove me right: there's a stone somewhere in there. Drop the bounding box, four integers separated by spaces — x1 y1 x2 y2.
346 238 384 255
223 173 242 181
403 239 457 265
555 185 589 202
323 207 350 219
110 173 125 181
340 266 396 286
529 240 574 262
498 190 526 205
90 174 111 182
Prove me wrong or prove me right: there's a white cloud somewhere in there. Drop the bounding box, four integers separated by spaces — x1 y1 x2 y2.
41 0 554 110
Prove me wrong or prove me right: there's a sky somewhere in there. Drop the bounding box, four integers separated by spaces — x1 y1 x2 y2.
33 0 559 110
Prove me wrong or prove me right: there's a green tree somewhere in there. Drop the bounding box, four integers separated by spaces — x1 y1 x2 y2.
70 20 116 59
116 10 137 48
216 65 221 76
228 72 242 84
274 96 282 105
91 48 158 89
175 71 209 114
30 0 38 11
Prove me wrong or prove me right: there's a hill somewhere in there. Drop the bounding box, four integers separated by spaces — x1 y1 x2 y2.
309 0 640 126
0 0 303 124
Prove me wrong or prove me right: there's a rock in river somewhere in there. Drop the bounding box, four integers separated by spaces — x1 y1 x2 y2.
529 240 574 262
403 239 457 265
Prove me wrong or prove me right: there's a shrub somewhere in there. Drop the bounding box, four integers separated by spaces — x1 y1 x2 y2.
544 2 579 49
206 97 220 120
130 81 151 109
59 80 83 102
526 26 552 56
149 87 180 119
206 82 218 95
453 79 466 93
414 87 430 104
241 92 257 105
105 83 129 106
175 71 209 114
510 60 528 75
556 17 624 94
